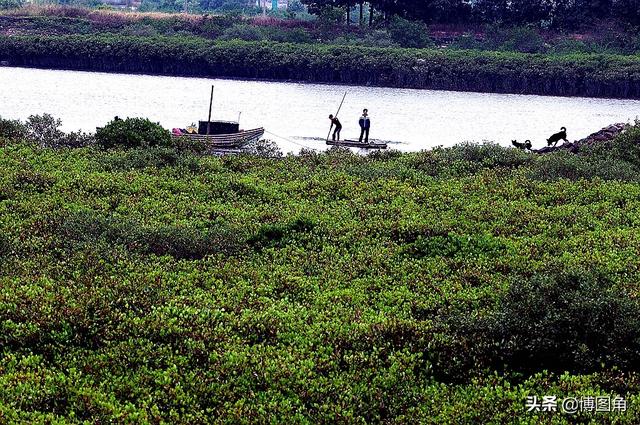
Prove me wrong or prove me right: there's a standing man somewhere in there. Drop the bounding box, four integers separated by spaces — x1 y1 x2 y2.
329 114 342 141
358 109 370 144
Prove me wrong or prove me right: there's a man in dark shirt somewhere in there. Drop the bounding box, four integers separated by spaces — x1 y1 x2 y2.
329 114 342 141
358 109 370 144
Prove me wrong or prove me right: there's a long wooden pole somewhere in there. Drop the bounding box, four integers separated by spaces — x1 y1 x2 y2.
326 91 347 142
206 85 214 135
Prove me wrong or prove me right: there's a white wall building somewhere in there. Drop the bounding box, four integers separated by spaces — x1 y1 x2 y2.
255 0 288 10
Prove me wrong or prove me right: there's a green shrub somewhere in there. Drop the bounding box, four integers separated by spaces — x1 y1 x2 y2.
499 26 545 53
134 223 243 259
442 271 640 378
95 117 171 149
243 139 283 158
529 152 640 181
449 33 483 50
121 23 158 37
220 24 264 41
24 114 64 146
588 30 637 55
12 170 55 193
263 27 312 43
57 210 246 259
0 116 26 140
96 146 185 170
407 142 532 177
22 114 94 148
529 127 640 182
0 233 10 257
598 124 640 167
485 25 545 53
249 217 314 250
388 16 433 49
198 15 239 39
334 30 399 48
403 233 506 259
549 38 592 54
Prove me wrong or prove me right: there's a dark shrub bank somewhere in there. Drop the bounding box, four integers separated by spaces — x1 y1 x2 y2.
438 271 640 380
3 34 640 99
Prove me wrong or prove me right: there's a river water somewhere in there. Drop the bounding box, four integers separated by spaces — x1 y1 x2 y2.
1 66 639 153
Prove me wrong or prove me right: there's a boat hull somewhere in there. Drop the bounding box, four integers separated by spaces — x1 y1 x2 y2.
326 139 387 149
173 127 265 148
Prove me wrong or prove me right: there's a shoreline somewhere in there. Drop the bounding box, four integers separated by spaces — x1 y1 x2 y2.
3 65 638 154
2 35 640 100
3 62 640 104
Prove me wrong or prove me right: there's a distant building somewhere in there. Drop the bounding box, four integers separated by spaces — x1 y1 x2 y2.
255 0 288 10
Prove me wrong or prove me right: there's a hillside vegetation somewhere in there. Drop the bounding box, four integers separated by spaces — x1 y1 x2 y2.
2 121 640 422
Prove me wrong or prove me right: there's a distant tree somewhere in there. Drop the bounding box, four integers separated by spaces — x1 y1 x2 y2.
301 0 359 23
589 0 614 18
335 0 358 23
508 0 552 25
387 15 432 47
0 0 22 9
301 0 640 30
288 0 306 12
614 0 640 26
301 0 336 14
469 0 507 23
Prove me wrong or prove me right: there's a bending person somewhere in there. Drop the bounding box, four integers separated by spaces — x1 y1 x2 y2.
329 114 342 141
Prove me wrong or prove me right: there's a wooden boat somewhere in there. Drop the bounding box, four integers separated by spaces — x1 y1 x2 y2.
173 126 265 148
172 85 264 149
326 139 387 149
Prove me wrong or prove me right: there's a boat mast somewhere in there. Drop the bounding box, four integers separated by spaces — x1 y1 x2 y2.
206 85 214 135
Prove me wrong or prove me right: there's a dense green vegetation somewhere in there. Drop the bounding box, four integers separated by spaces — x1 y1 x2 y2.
3 6 640 98
95 117 172 149
7 0 640 31
304 0 640 29
4 7 640 54
2 118 640 422
2 32 640 98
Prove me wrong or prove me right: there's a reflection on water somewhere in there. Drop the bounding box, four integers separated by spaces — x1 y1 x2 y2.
1 66 639 153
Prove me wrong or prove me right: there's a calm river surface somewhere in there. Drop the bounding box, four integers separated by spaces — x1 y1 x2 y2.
2 66 640 153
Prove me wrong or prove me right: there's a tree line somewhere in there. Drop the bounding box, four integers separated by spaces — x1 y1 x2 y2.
3 34 640 98
302 0 640 29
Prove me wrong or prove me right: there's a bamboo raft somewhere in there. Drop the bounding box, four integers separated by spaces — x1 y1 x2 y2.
173 127 265 148
325 93 387 150
326 139 388 149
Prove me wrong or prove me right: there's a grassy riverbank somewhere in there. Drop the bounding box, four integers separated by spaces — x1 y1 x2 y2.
2 124 640 422
3 33 640 98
